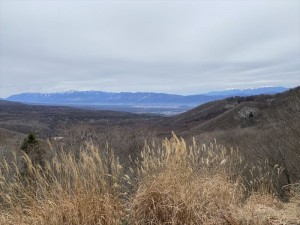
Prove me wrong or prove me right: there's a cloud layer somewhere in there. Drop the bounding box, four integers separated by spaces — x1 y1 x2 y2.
0 0 299 97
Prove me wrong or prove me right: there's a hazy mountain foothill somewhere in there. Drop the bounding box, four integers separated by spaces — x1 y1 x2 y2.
0 87 299 224
5 87 288 115
6 86 287 106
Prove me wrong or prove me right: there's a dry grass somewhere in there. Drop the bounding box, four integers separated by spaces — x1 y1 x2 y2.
0 133 298 225
129 170 241 224
128 133 243 224
0 143 124 225
236 191 300 225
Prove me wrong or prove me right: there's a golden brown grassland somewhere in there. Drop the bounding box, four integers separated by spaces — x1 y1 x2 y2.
0 134 299 225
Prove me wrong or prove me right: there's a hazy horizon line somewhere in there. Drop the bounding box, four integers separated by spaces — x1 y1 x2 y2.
2 85 292 99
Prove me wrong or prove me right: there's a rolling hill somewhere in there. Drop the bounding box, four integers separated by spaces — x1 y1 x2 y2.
156 86 300 136
0 100 157 138
1 87 298 139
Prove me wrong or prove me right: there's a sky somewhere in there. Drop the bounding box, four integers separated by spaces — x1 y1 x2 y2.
0 0 299 98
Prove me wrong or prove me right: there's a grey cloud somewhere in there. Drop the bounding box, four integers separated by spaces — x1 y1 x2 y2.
0 0 299 97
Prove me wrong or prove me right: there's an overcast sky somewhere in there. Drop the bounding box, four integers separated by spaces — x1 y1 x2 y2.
0 0 299 97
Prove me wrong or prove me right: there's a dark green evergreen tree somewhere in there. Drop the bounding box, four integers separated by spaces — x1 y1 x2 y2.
20 132 45 175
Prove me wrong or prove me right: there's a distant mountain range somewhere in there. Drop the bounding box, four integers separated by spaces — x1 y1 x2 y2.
6 87 288 107
204 87 287 96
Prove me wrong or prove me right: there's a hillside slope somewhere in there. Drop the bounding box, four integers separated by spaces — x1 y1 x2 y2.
157 87 300 136
0 100 157 137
